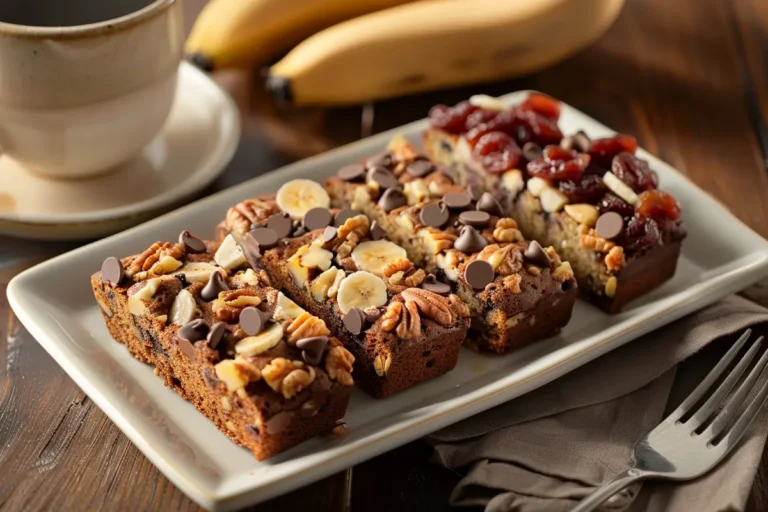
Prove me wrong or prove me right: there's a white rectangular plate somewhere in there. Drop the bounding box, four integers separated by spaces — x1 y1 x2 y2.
8 92 768 511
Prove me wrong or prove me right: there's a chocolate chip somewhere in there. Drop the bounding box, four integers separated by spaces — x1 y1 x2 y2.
596 212 624 240
366 151 393 169
303 207 333 231
419 202 449 228
464 260 494 290
239 306 265 336
523 240 552 267
371 221 386 241
178 337 197 360
378 188 406 212
296 335 329 365
293 226 307 237
343 307 366 335
459 210 491 228
467 183 484 201
420 274 452 296
476 193 504 217
454 225 488 253
239 233 262 266
405 159 434 178
178 230 206 253
365 309 383 323
178 318 209 343
266 411 295 434
522 142 543 161
101 257 124 285
201 271 229 301
560 130 591 153
368 167 398 190
249 227 279 249
206 321 227 349
338 163 366 182
442 192 472 210
323 226 338 243
267 213 292 240
334 208 361 227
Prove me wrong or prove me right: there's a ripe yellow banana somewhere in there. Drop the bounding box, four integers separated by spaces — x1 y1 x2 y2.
185 0 417 71
267 0 624 105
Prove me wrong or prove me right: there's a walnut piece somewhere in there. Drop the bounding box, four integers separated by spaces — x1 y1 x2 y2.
281 366 316 400
212 289 262 322
283 312 331 344
448 294 471 318
381 302 403 332
493 218 524 243
335 215 370 259
552 261 575 283
325 346 355 386
605 246 625 272
477 244 523 276
503 273 522 294
262 358 296 392
579 225 616 253
383 257 426 288
420 228 456 255
374 352 392 376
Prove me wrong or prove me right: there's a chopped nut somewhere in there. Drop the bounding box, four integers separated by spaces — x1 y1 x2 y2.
127 278 161 316
284 312 330 344
232 268 261 287
381 302 403 332
325 346 355 386
374 352 393 376
525 264 541 276
382 258 412 278
383 258 426 287
540 187 569 213
127 241 184 279
212 289 262 322
543 246 562 266
564 203 599 227
448 294 471 318
281 367 316 399
605 246 625 272
553 261 575 283
403 179 431 206
605 276 618 298
493 218 524 243
419 228 456 255
579 225 616 253
262 357 296 392
215 358 261 392
335 215 370 259
477 244 523 275
220 396 232 412
503 273 522 294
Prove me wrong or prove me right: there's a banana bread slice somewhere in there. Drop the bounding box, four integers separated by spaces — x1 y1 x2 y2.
216 194 470 398
325 136 577 353
422 93 686 313
91 233 354 460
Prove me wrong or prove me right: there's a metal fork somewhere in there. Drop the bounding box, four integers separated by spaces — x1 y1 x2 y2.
572 329 768 512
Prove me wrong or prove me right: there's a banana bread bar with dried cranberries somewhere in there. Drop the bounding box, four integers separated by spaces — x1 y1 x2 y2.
422 93 686 312
91 232 354 460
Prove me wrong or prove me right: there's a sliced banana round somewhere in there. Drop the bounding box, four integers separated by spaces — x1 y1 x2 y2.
276 179 331 220
351 240 407 276
235 322 284 357
336 271 388 314
274 291 306 321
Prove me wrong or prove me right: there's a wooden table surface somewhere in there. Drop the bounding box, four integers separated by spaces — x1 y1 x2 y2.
2 0 768 510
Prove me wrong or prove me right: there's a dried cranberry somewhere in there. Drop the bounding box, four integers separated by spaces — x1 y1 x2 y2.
473 131 521 174
519 93 561 120
465 108 499 131
598 193 635 218
590 134 637 169
465 110 516 147
636 189 681 221
527 145 590 183
428 101 477 134
558 174 607 203
514 109 563 147
622 216 662 252
612 152 658 192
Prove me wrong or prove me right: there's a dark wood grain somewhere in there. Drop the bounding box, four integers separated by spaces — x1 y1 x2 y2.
2 0 768 510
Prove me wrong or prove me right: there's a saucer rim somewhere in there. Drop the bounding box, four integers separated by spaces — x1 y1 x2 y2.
0 61 240 226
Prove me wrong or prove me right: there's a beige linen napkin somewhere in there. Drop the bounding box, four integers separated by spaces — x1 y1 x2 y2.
428 296 768 512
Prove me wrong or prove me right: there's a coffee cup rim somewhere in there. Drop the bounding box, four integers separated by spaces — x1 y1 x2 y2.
0 0 176 38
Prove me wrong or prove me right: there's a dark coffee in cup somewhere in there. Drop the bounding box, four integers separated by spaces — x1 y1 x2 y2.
0 0 156 27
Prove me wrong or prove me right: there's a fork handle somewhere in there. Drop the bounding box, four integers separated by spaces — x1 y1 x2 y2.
571 468 647 512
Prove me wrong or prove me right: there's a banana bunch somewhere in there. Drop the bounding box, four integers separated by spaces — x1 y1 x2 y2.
188 0 624 105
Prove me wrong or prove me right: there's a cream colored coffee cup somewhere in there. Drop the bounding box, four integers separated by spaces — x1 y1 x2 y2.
0 0 183 179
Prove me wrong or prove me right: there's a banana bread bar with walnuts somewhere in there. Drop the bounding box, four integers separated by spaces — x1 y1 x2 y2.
325 136 577 353
91 232 354 460
216 193 470 397
422 93 686 313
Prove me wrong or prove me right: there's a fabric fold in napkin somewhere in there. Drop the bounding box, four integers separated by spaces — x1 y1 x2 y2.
428 296 768 512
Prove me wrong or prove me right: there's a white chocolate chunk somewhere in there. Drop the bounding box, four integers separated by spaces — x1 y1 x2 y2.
502 169 525 197
539 187 569 212
469 94 507 111
214 234 247 271
169 289 197 325
602 172 639 206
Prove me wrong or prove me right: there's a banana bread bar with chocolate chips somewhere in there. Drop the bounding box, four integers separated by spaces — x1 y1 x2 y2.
325 136 577 353
422 93 686 312
91 231 354 460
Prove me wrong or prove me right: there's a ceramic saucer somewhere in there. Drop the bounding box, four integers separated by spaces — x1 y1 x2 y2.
0 62 240 240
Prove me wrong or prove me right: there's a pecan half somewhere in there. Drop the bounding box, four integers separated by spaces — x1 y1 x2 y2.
396 298 422 340
401 288 455 327
381 302 403 332
225 198 279 236
448 294 471 318
283 312 330 344
325 346 354 386
127 241 184 278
